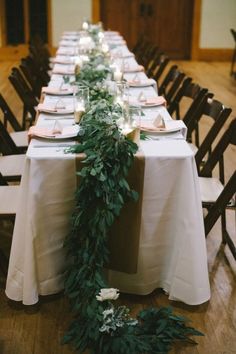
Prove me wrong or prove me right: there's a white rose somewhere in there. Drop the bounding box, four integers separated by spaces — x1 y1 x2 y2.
96 288 119 301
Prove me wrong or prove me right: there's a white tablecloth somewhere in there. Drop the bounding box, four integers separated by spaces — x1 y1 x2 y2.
5 33 210 306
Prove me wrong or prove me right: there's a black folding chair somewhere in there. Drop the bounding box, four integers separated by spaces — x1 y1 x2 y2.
8 68 38 129
199 119 236 259
158 65 185 106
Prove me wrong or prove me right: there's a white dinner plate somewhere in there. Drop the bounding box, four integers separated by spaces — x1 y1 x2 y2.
34 132 78 140
141 103 162 108
141 127 182 135
29 124 79 140
128 80 154 88
42 88 74 96
37 105 74 115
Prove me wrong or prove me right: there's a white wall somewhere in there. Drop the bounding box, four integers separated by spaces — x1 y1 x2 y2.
51 0 92 46
200 0 236 48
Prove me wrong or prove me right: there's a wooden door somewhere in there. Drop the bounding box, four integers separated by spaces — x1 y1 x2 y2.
100 0 194 59
100 0 133 46
0 0 51 60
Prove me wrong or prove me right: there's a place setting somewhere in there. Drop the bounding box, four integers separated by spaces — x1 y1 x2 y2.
42 83 74 96
129 91 167 107
37 98 74 115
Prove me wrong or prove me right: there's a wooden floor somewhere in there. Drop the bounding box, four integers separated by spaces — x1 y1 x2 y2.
0 60 236 354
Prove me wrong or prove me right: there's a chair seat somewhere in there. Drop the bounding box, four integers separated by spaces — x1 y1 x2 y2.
0 185 20 215
188 142 198 155
0 154 25 180
199 176 224 203
10 131 28 148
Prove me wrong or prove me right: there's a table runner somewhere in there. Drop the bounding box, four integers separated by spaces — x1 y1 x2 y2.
76 150 145 274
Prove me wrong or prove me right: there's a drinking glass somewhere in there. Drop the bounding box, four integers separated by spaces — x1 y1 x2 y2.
121 104 141 145
73 86 89 124
113 81 129 106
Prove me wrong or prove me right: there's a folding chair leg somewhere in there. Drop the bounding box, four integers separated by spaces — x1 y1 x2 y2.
22 105 27 130
223 229 236 260
204 172 236 237
0 248 8 277
221 211 227 244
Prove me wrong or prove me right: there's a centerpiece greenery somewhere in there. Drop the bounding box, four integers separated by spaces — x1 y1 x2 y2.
63 40 203 353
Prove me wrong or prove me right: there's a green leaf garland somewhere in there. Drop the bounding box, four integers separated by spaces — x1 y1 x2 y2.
63 52 203 353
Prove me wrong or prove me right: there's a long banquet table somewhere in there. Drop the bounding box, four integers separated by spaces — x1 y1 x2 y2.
5 31 210 306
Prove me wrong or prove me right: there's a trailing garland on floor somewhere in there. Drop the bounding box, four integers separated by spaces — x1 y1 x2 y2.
63 52 203 353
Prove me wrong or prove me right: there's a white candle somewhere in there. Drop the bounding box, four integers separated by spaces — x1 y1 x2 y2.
102 43 109 54
114 69 123 82
82 21 89 30
74 102 85 123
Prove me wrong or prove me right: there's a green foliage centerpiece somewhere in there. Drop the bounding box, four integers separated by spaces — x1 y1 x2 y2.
63 43 203 353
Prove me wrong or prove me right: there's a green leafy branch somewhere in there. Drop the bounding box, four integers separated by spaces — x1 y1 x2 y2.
63 55 203 354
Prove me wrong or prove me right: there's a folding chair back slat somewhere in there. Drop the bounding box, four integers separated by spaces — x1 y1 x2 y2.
0 93 22 131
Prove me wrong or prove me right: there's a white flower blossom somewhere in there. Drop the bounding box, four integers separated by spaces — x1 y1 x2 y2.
96 288 119 302
96 64 106 71
102 308 114 318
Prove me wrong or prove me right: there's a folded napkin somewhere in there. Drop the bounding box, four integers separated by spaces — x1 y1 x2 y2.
28 125 78 140
124 65 144 73
130 95 166 107
51 57 73 65
140 117 187 136
140 115 165 132
37 102 74 114
111 52 134 59
144 96 167 106
59 40 78 47
61 35 79 41
164 119 187 137
42 86 74 95
128 78 155 87
56 48 75 56
52 66 75 75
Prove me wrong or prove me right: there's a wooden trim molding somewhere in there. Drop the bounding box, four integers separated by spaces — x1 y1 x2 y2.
197 49 233 61
0 0 6 46
191 0 201 60
0 45 28 60
92 0 101 23
23 0 30 43
47 0 53 48
0 0 53 59
191 0 233 61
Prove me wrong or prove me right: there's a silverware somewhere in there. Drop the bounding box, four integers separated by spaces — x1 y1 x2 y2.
33 144 75 148
44 117 74 120
146 136 185 141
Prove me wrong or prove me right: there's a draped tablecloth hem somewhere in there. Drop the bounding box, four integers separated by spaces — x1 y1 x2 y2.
5 272 66 305
107 278 210 305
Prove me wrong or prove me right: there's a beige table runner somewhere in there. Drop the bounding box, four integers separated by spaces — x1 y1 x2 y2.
76 150 145 274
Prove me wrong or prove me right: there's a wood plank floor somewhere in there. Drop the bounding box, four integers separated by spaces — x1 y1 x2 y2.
0 60 236 354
